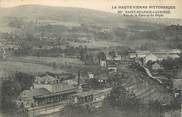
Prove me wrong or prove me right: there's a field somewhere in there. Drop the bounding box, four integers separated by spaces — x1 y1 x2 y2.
0 56 82 75
0 60 66 75
11 56 83 65
0 56 101 75
69 40 123 48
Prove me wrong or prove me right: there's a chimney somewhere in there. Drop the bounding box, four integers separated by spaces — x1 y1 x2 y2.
78 71 80 86
77 71 82 92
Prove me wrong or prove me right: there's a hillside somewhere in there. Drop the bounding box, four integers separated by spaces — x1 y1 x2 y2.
0 5 162 31
0 5 181 50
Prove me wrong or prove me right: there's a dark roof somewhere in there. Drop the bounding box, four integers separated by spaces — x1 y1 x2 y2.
72 88 112 97
95 73 108 80
20 88 51 99
34 87 78 99
38 72 75 81
36 74 56 83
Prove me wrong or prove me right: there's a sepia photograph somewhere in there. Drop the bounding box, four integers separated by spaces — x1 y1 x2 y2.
0 0 182 117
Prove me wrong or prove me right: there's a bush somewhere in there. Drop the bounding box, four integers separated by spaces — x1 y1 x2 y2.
108 86 140 110
1 72 34 113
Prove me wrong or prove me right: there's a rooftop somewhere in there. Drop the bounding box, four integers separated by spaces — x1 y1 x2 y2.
38 72 75 81
34 87 78 99
35 74 57 84
20 88 51 99
35 72 76 84
72 88 112 97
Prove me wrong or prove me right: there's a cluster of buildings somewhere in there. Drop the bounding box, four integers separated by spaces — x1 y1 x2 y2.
129 49 181 64
0 36 20 59
99 52 123 72
16 72 111 117
98 49 181 72
33 73 77 93
14 49 182 117
0 43 19 59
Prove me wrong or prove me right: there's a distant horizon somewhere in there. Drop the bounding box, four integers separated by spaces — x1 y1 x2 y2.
0 0 181 19
0 4 182 21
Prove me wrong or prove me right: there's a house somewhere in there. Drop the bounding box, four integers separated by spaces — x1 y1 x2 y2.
129 50 180 64
129 51 157 63
152 62 163 70
17 71 112 117
169 54 180 59
106 60 117 72
107 64 117 72
17 88 51 108
129 53 137 59
17 72 81 107
88 72 94 79
17 86 80 117
113 55 122 61
173 79 182 90
152 49 180 60
129 51 151 62
33 73 77 93
34 74 56 84
145 53 158 63
135 51 150 57
155 53 180 61
155 49 181 54
171 49 180 54
86 73 108 87
100 60 107 67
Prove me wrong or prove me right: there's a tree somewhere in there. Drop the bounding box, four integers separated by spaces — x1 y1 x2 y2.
1 72 34 114
108 86 139 110
160 58 182 70
117 46 131 56
14 72 35 90
97 52 106 60
148 100 163 117
146 60 155 69
108 51 116 60
85 54 94 65
79 46 88 62
16 41 33 56
8 17 24 29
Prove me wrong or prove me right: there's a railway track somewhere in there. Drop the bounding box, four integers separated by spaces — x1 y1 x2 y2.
120 65 173 104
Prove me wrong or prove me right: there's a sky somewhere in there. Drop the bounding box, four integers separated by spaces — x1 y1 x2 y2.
0 0 181 19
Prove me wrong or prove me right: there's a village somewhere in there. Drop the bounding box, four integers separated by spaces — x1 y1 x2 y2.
0 5 181 117
1 46 182 117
